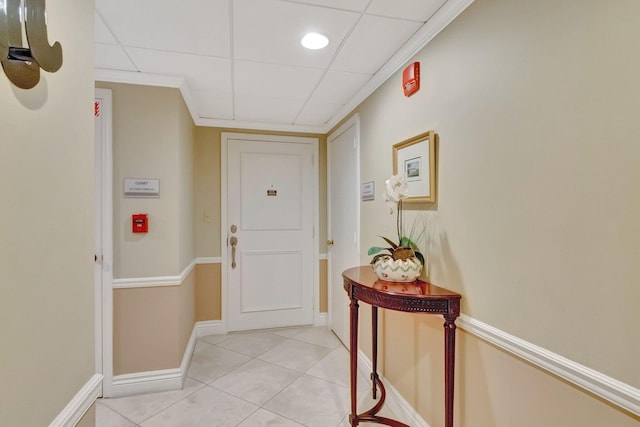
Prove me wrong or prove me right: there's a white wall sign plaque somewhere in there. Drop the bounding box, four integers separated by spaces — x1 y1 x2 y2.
124 178 160 197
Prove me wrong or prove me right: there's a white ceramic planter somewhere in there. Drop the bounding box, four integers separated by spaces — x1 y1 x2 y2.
373 255 422 282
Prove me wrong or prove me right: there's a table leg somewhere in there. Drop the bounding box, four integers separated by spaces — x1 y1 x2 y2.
371 306 378 399
444 318 457 427
349 293 360 427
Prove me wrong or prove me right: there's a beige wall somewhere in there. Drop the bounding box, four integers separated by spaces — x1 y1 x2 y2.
113 268 195 375
343 0 640 424
196 263 222 321
0 1 96 425
96 82 194 278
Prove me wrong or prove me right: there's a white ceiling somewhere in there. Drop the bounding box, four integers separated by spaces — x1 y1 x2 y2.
95 0 471 133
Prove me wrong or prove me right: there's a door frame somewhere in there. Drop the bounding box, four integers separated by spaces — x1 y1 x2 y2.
94 88 114 396
221 132 320 331
327 114 361 338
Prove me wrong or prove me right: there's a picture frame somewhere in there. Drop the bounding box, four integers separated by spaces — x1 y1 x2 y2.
392 130 437 203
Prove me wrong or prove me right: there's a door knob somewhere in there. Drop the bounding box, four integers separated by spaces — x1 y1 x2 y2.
327 239 334 247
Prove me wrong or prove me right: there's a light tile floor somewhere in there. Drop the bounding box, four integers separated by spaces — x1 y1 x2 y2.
97 326 397 427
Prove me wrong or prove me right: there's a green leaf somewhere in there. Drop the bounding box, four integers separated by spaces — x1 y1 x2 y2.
399 236 410 247
368 246 391 256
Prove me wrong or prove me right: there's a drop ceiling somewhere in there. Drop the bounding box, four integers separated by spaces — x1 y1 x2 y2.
95 0 472 133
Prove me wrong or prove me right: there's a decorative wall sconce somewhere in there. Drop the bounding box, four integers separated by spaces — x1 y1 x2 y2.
0 0 63 89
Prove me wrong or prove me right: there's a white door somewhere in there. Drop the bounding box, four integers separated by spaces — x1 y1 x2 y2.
328 116 360 346
225 134 316 331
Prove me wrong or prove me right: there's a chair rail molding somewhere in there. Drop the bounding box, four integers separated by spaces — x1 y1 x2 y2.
48 374 102 427
457 314 640 416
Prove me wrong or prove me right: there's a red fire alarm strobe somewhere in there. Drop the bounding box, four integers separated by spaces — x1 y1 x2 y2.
132 213 148 233
402 61 420 97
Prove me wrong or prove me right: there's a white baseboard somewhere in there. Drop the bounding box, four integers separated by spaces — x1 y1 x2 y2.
357 350 430 427
110 322 203 398
196 320 227 337
314 312 327 327
110 368 184 398
48 374 102 427
457 314 640 416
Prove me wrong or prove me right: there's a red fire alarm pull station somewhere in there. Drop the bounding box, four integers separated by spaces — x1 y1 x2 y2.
132 214 148 233
402 61 420 97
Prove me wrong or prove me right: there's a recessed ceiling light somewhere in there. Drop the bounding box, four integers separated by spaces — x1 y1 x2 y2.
301 32 329 50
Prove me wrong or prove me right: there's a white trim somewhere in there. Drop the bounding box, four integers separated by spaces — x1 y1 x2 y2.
457 314 640 416
312 140 321 328
179 326 198 385
314 312 327 327
196 320 228 337
95 69 184 89
95 88 114 398
111 368 184 398
318 253 327 261
48 374 103 427
112 259 197 289
357 350 430 427
94 1 473 134
195 116 324 134
196 256 222 264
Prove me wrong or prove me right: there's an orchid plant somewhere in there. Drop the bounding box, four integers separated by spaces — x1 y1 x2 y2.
368 174 425 266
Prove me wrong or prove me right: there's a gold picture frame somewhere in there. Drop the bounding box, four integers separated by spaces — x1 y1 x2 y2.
392 130 437 203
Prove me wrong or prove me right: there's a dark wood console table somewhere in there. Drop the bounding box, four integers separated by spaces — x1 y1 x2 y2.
342 266 461 427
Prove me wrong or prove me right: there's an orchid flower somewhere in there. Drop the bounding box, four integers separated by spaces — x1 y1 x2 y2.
383 174 408 213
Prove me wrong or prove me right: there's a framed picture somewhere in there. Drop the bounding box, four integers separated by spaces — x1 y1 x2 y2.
392 130 436 202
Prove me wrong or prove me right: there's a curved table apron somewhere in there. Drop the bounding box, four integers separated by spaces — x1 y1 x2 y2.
342 266 461 427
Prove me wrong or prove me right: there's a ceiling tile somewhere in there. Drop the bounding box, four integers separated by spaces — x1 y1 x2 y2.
233 0 360 68
292 0 370 12
331 14 422 74
96 0 230 56
126 48 232 94
94 44 137 71
366 0 447 22
234 61 324 101
295 101 343 126
309 70 372 104
235 95 304 124
95 12 117 45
